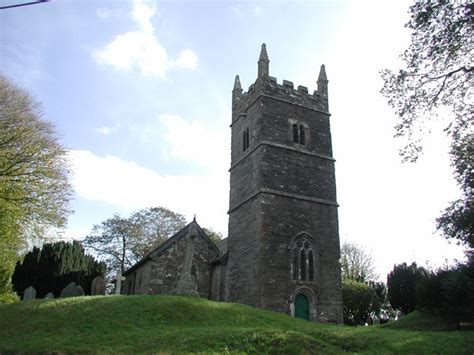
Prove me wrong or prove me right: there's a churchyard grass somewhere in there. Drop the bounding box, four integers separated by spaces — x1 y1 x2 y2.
0 295 472 354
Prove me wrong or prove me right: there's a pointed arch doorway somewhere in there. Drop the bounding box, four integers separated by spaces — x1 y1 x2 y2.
294 293 310 320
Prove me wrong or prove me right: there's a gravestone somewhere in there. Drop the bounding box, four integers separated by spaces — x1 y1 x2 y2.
59 282 82 298
44 292 54 299
23 286 36 301
91 276 106 295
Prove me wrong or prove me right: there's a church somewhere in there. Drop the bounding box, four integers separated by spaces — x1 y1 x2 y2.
122 44 343 323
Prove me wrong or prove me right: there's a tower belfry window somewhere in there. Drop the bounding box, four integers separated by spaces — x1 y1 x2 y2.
291 122 306 145
299 125 305 145
293 123 299 143
242 127 250 151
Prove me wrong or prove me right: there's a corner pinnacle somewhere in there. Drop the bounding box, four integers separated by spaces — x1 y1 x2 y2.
318 64 327 81
259 43 269 62
233 75 242 91
258 43 269 78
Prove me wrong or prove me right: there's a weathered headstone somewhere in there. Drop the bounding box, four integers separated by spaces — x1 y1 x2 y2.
44 292 54 299
91 276 106 295
59 282 82 298
76 285 84 296
23 286 36 301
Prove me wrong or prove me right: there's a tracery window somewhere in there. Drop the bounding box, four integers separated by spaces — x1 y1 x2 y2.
290 234 316 282
291 122 306 145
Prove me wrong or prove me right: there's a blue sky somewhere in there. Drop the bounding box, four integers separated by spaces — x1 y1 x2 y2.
0 0 465 279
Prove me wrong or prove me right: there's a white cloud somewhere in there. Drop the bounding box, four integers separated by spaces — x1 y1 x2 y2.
132 0 155 33
175 49 199 70
96 8 125 19
160 114 228 169
68 149 229 236
93 0 198 78
95 126 112 135
230 4 262 17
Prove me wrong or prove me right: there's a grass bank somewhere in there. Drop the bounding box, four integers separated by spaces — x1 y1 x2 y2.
0 295 472 354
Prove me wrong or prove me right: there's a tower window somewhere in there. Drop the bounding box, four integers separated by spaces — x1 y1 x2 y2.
242 127 250 151
299 125 305 145
289 234 316 282
293 123 299 143
291 122 307 145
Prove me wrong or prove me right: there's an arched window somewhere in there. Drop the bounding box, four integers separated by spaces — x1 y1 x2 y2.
300 249 306 280
292 123 299 143
299 125 305 145
289 233 316 282
242 127 250 151
290 122 307 146
292 251 298 280
308 250 314 281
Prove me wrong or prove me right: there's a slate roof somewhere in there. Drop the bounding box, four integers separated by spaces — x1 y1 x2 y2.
123 220 221 276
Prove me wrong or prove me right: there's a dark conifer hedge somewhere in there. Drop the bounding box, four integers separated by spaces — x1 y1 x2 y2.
12 241 105 298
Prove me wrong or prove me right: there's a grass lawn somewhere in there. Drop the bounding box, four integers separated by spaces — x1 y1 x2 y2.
0 295 472 354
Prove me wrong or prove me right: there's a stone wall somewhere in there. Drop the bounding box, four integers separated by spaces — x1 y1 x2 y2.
226 54 342 323
122 232 218 298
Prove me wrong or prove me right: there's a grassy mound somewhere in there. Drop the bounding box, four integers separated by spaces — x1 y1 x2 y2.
0 295 472 354
382 311 460 331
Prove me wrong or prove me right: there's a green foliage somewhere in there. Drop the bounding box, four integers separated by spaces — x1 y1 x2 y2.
0 292 19 304
342 280 380 326
387 262 428 314
11 241 105 298
0 295 472 354
83 207 186 273
416 261 474 322
0 75 73 237
436 128 473 254
0 75 73 292
202 227 223 244
129 207 187 260
340 242 377 283
380 1 473 250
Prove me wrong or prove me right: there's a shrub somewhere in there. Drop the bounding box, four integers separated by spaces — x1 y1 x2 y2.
417 261 474 322
387 262 428 314
0 292 20 304
342 280 380 325
12 241 106 298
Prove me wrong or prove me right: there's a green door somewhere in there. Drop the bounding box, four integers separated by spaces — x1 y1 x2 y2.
295 293 310 320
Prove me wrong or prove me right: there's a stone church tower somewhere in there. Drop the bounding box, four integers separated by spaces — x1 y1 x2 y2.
225 44 343 323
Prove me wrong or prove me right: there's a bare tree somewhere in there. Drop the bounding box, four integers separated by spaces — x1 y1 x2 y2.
340 242 378 283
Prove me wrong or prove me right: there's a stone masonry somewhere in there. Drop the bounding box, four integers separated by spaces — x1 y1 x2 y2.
122 44 343 323
225 44 343 322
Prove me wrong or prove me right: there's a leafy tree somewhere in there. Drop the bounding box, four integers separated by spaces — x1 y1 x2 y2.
387 262 428 314
340 242 377 283
11 241 105 298
0 75 73 293
129 207 186 260
416 261 474 322
380 0 473 250
342 280 380 326
83 214 137 274
368 281 394 323
202 227 223 245
83 207 186 274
